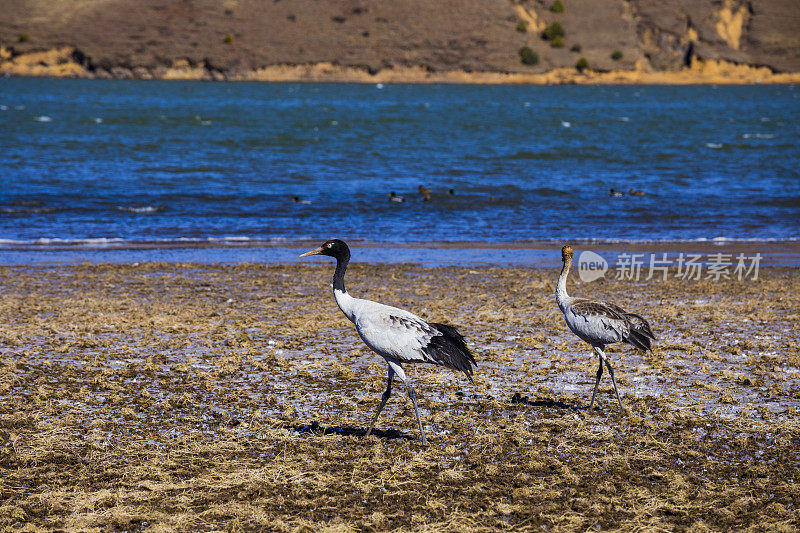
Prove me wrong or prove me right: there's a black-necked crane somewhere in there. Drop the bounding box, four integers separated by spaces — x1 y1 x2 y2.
556 245 656 409
300 239 476 444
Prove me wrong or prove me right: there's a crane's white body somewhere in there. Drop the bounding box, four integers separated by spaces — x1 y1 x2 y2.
560 303 624 347
335 288 442 380
557 278 628 348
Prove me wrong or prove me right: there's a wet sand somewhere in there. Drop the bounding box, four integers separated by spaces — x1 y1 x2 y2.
0 262 798 530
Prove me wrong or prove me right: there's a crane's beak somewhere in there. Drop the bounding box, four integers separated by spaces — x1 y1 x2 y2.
300 245 324 257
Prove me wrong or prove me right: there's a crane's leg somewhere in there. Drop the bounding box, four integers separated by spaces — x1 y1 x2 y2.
588 354 604 410
603 356 624 409
593 346 623 409
405 383 427 445
365 366 394 438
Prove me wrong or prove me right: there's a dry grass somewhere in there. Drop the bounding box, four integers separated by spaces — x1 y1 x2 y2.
0 263 798 530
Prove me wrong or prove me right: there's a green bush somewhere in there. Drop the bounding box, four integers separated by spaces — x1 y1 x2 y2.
519 46 540 65
516 20 528 33
551 0 565 13
575 57 589 72
223 34 234 44
542 21 565 41
570 44 581 53
18 33 30 43
550 36 565 48
611 50 623 61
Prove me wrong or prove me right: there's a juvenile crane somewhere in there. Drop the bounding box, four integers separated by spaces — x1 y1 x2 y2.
556 245 656 409
300 239 476 444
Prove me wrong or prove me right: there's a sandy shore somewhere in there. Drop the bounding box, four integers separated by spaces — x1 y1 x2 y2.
2 46 800 84
0 262 798 530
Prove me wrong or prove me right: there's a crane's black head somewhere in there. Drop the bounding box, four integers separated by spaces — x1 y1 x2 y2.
300 239 350 259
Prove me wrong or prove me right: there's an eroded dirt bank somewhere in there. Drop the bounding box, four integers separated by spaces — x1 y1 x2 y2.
2 45 799 84
0 263 798 530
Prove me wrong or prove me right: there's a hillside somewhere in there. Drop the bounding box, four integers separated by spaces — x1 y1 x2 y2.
1 0 799 82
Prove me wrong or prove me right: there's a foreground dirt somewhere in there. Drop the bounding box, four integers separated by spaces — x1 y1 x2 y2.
0 263 798 530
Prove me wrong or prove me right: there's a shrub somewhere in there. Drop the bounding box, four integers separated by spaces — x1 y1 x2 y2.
611 50 623 61
18 33 30 43
570 44 581 53
542 21 565 41
519 46 540 65
516 20 528 33
223 34 234 43
551 0 565 13
575 57 589 72
550 36 565 48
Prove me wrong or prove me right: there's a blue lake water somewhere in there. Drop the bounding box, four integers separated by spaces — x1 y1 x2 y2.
1 79 798 258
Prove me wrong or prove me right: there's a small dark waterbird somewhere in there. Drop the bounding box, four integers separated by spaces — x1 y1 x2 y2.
301 239 476 444
556 245 656 409
292 195 312 204
418 185 432 201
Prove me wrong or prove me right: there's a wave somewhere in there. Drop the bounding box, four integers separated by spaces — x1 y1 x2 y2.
504 151 567 161
530 187 571 197
753 197 800 208
136 165 228 174
0 206 57 214
115 205 164 214
0 236 297 250
2 235 798 251
548 236 800 245
0 237 126 247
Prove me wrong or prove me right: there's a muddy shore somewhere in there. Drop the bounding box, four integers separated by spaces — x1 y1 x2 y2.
1 262 798 530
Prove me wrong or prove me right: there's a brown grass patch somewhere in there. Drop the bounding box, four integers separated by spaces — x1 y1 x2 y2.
0 264 798 530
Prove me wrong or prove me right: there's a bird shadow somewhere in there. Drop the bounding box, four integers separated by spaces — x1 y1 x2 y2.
509 392 582 411
286 420 414 441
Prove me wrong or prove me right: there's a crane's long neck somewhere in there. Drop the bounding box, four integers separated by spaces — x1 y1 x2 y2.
556 257 571 310
332 250 350 294
332 250 357 322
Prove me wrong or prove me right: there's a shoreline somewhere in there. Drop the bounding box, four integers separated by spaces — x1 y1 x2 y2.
2 47 799 85
2 239 798 267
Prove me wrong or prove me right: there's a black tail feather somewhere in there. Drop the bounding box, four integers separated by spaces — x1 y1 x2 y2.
426 322 477 383
625 327 653 353
624 312 656 340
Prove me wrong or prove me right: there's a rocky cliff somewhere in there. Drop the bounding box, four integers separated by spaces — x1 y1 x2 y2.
1 0 798 82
